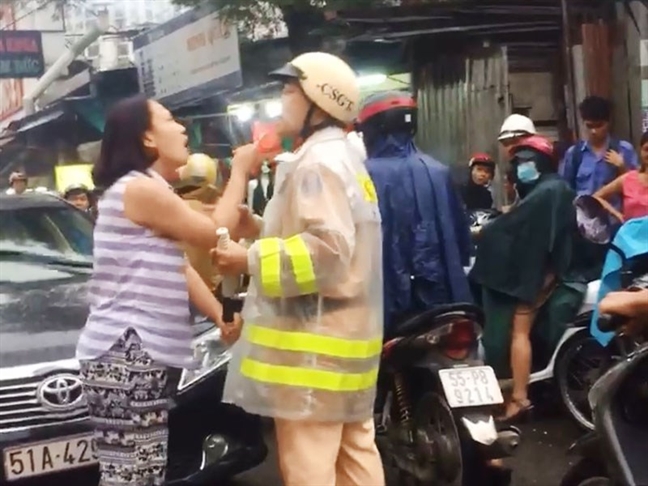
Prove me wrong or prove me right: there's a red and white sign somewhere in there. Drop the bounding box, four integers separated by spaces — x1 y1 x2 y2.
0 4 23 122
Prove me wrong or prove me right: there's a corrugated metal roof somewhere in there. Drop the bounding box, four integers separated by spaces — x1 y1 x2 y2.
335 0 612 40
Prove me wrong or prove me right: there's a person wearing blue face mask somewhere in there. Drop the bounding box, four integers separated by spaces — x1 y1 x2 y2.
470 135 593 423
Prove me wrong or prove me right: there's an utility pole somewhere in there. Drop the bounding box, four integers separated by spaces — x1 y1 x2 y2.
560 0 579 141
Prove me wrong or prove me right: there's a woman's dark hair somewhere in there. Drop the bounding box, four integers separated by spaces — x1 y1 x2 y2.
93 95 155 189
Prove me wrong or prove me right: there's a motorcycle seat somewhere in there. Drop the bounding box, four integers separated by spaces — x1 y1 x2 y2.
391 302 484 338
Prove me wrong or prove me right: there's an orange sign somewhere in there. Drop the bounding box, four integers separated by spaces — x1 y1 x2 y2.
0 4 22 122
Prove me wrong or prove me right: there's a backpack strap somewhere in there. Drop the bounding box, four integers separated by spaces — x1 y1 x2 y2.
569 141 585 190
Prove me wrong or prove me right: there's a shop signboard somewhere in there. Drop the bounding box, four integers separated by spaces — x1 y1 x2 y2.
133 4 242 110
0 30 45 78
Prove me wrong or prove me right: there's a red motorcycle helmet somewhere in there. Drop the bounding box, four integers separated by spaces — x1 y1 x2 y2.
509 135 557 171
510 135 555 160
356 91 417 136
469 152 496 170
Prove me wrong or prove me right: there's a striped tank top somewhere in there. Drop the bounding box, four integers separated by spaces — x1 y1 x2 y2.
76 169 195 369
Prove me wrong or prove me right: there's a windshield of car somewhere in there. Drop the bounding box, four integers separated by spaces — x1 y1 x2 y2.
0 205 93 267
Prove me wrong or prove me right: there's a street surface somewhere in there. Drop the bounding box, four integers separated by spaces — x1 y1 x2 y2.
21 404 582 486
230 412 582 486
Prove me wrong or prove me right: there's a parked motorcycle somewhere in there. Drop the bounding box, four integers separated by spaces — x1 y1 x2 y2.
555 201 648 432
375 303 521 486
466 206 606 431
560 310 648 486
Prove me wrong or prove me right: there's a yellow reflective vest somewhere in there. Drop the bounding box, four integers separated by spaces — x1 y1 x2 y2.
223 127 384 422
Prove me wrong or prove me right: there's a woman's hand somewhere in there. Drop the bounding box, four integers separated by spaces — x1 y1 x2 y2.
593 195 625 223
212 240 249 275
231 144 264 177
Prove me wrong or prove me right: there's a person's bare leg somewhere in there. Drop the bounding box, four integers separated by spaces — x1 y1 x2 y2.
504 309 534 418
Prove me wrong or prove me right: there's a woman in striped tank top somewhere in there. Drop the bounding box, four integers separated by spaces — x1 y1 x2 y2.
76 95 260 486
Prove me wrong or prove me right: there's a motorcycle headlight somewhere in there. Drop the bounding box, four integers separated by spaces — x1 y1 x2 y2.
178 327 232 392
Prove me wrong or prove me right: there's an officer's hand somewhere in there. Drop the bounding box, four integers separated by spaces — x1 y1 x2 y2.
236 205 262 240
211 240 249 275
231 144 264 177
218 313 243 345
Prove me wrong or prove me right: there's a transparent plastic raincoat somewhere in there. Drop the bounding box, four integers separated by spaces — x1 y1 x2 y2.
223 127 384 422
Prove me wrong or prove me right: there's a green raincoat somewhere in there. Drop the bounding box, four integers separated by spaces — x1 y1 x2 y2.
470 174 593 377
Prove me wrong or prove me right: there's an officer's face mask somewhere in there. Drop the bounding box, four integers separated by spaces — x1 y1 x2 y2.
516 161 540 184
280 81 312 137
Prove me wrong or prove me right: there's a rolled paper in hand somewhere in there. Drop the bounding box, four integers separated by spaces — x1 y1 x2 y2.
216 227 238 323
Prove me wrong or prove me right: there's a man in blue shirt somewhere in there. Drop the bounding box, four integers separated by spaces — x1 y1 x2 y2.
559 96 638 205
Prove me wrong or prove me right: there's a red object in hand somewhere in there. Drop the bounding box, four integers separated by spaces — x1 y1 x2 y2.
252 121 282 155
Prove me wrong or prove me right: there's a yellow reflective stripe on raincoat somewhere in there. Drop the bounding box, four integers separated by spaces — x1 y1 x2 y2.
245 324 381 359
241 358 379 392
284 235 317 294
258 236 317 297
258 238 282 297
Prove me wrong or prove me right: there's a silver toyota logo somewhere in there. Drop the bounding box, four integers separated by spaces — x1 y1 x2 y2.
38 375 84 410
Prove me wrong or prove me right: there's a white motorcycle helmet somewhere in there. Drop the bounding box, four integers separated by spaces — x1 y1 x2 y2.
269 52 361 129
498 114 537 141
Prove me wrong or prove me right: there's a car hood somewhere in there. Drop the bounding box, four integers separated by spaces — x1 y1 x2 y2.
0 261 206 369
0 261 93 368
